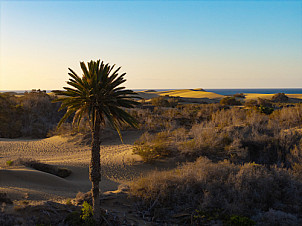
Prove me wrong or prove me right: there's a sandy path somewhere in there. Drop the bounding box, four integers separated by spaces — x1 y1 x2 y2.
0 131 169 201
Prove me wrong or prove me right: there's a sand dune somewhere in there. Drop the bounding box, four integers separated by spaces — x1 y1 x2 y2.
137 89 224 104
137 89 302 102
0 131 172 202
243 93 275 100
158 88 224 99
0 131 177 203
244 93 302 101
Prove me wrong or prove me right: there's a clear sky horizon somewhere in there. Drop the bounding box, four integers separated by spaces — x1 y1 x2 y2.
0 1 301 90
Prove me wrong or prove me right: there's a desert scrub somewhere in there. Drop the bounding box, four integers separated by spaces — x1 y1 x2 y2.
129 157 302 224
184 123 232 158
133 142 171 162
220 96 241 106
133 131 173 162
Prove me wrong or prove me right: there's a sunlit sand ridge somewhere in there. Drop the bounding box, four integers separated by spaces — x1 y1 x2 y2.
137 88 224 102
137 89 302 102
244 93 302 101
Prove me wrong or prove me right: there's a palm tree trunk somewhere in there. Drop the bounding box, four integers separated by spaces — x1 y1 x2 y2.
89 115 101 224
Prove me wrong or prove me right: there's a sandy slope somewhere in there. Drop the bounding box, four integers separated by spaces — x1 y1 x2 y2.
244 93 302 101
138 89 302 103
158 88 224 99
138 88 224 100
0 131 172 202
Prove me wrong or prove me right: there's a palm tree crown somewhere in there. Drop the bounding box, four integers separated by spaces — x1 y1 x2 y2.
54 60 139 134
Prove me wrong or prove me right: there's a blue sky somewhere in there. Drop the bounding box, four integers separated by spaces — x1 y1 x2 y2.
0 0 301 90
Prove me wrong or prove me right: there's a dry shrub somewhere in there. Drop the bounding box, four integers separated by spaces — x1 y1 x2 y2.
225 138 249 163
211 108 247 128
171 127 187 142
151 96 170 107
133 143 171 162
245 109 269 131
133 131 172 162
0 193 13 204
130 157 302 223
183 123 232 158
177 106 302 165
254 209 300 226
292 163 302 181
75 191 92 205
270 105 302 129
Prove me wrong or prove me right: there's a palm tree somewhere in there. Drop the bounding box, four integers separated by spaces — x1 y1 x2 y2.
53 60 139 223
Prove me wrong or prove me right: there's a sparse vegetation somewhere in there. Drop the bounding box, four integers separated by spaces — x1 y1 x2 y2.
132 104 302 167
1 89 302 225
128 99 302 224
130 157 302 225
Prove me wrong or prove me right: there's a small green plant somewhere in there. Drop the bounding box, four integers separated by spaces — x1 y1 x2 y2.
258 105 274 115
6 160 13 166
226 215 256 226
81 201 93 220
65 201 95 225
81 201 95 225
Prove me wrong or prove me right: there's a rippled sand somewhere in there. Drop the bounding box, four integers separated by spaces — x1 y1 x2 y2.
0 131 165 201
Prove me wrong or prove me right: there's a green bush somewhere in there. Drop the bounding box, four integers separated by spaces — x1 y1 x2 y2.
65 201 95 226
81 201 94 223
233 93 245 98
258 105 274 115
220 96 241 106
6 160 13 166
271 93 289 102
